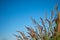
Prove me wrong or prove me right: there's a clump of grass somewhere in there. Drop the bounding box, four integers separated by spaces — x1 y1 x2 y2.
14 5 60 40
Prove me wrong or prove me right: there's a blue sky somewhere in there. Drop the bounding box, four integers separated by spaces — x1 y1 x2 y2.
0 0 60 40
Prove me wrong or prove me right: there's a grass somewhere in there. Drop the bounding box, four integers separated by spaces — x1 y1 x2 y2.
14 4 60 40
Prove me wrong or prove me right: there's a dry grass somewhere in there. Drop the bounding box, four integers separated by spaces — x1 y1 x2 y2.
14 5 60 40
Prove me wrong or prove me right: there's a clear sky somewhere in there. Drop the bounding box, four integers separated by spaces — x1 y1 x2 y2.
0 0 60 40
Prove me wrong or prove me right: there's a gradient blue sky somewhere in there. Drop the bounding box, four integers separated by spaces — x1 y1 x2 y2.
0 0 60 40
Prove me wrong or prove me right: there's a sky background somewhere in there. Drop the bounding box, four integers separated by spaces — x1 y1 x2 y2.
0 0 60 40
